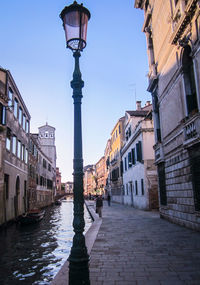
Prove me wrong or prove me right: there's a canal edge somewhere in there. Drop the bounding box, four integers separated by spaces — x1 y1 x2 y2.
84 200 103 254
50 201 102 285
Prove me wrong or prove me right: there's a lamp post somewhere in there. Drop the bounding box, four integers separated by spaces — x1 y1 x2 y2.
60 1 91 284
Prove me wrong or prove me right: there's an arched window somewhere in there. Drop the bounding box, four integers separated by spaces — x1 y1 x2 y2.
182 45 198 115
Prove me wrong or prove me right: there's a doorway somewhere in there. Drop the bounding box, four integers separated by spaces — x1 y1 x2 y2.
14 176 20 218
129 181 134 206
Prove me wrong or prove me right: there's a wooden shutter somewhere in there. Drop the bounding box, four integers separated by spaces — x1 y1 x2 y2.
128 152 132 168
136 141 142 162
120 160 123 176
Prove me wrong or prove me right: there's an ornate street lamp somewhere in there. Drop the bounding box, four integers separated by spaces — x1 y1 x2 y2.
60 1 91 284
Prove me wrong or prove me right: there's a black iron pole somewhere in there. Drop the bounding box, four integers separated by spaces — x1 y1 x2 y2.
68 50 90 285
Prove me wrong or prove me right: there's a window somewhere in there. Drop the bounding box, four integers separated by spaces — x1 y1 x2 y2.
8 89 13 109
128 126 131 137
182 45 198 115
18 107 22 125
40 176 43 186
47 179 53 189
17 141 21 159
48 163 51 172
43 159 47 168
6 128 11 151
135 180 138 195
26 120 29 133
158 163 167 205
111 167 119 181
124 157 127 171
119 125 121 134
25 148 28 164
131 148 136 165
0 103 6 125
141 179 144 195
22 144 25 161
12 136 17 155
128 152 132 168
14 98 18 118
45 131 48 138
136 141 143 162
4 174 9 200
23 114 26 130
125 131 129 141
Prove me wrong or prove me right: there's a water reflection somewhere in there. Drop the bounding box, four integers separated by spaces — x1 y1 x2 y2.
0 199 92 285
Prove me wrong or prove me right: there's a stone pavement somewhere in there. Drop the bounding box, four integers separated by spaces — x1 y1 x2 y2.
88 201 200 285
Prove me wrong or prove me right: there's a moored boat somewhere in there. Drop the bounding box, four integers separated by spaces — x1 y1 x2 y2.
18 209 45 225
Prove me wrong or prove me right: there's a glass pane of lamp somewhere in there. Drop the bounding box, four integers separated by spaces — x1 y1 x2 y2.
60 2 90 51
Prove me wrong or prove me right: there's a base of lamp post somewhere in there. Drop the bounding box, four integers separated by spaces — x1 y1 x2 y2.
69 259 90 285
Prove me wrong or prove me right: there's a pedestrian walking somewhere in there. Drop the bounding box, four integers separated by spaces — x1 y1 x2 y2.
96 195 103 218
107 193 111 206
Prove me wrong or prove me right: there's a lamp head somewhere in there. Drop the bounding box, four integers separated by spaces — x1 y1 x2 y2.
60 1 91 51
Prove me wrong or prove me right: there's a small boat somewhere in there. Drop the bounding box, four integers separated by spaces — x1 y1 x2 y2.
55 200 62 205
18 209 45 225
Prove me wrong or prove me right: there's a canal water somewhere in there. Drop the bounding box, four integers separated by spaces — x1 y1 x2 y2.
0 198 92 285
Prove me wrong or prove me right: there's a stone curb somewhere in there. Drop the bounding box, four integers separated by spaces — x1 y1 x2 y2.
50 200 102 285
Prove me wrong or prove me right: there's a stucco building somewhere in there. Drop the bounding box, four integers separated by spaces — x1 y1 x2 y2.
122 102 158 210
135 0 200 230
29 134 55 209
65 181 73 194
38 123 56 197
108 117 125 203
0 68 9 225
0 68 30 225
104 139 111 196
83 165 96 197
95 156 106 195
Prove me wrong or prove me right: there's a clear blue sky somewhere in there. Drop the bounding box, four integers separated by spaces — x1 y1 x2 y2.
0 0 150 181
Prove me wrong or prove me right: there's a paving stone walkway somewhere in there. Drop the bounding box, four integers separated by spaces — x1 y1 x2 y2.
88 201 200 285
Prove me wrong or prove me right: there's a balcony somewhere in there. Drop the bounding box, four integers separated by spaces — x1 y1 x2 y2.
183 113 200 147
110 154 119 166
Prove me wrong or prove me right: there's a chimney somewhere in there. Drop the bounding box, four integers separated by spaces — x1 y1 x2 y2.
145 100 151 106
136 101 141 110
